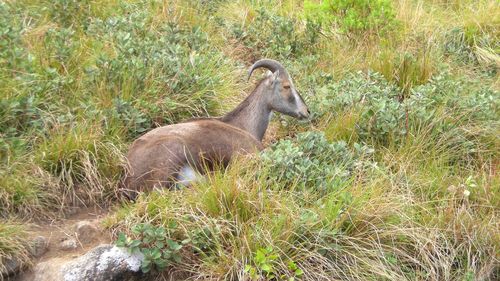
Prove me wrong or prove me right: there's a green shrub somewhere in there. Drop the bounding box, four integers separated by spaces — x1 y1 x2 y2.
244 247 304 280
108 98 151 139
303 0 397 35
43 27 78 69
116 222 190 273
85 6 235 123
444 27 498 75
226 7 321 60
0 2 33 74
48 0 91 28
261 131 375 193
311 70 499 164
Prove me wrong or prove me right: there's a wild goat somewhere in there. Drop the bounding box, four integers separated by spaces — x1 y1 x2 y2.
123 59 309 196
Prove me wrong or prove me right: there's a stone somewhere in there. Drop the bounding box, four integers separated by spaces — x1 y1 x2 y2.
27 244 144 281
1 257 21 277
30 258 65 281
74 221 99 244
60 238 78 250
30 236 49 258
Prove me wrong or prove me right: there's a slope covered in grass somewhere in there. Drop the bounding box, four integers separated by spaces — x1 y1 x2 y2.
1 0 498 280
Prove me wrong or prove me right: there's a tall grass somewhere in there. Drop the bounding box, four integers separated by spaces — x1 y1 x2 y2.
0 221 31 278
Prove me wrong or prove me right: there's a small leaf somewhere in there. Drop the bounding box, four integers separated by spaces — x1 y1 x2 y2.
115 233 127 247
155 241 164 249
244 265 252 272
261 264 271 272
129 239 141 249
167 239 182 251
295 268 304 276
172 253 182 263
151 248 161 260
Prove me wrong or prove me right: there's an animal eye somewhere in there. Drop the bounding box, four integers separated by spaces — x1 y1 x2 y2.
283 85 290 89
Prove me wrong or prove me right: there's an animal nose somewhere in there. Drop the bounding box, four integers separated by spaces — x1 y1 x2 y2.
298 109 310 120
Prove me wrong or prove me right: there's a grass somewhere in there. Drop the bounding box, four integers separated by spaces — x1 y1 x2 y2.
0 221 31 276
1 0 499 280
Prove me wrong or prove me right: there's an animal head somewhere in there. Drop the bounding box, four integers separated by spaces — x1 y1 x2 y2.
248 59 310 120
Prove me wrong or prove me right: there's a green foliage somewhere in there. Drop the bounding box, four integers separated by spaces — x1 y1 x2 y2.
244 247 303 281
0 2 33 73
1 1 499 279
303 0 397 35
261 131 374 192
85 5 233 124
311 71 499 162
189 225 221 256
48 0 91 28
116 222 190 273
34 125 123 185
110 98 151 139
443 27 499 75
43 27 78 68
226 7 321 59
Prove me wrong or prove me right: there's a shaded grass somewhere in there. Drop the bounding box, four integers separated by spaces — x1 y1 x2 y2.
0 221 31 279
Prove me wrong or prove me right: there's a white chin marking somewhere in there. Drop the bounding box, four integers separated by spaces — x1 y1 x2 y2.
177 165 197 186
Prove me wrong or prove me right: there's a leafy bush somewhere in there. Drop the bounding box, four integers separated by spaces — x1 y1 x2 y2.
85 6 234 124
43 27 78 69
0 2 33 74
311 71 499 164
261 132 375 192
109 98 151 139
443 27 499 75
303 0 397 35
226 7 321 60
116 222 189 273
48 0 91 28
0 95 46 137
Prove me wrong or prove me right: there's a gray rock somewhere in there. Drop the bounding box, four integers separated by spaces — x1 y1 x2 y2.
30 258 65 281
60 238 78 250
30 236 49 258
1 257 21 277
74 221 99 244
30 244 144 281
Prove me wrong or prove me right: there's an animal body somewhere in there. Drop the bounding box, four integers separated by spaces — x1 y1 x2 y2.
123 59 309 196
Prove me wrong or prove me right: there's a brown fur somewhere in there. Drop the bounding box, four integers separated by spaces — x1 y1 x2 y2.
123 119 263 196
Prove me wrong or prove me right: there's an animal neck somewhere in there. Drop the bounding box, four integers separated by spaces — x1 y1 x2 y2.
220 80 271 142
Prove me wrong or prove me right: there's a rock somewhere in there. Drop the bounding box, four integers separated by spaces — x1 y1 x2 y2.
1 236 47 277
74 221 99 244
30 236 49 258
28 244 144 281
65 207 81 216
1 257 21 277
60 238 78 251
29 258 66 281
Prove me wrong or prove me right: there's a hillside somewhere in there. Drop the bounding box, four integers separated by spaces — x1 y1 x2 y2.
1 0 499 280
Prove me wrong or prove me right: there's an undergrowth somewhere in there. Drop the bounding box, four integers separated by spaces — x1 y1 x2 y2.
1 0 498 280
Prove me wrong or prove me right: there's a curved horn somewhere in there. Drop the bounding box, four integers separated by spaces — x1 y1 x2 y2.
247 59 288 81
